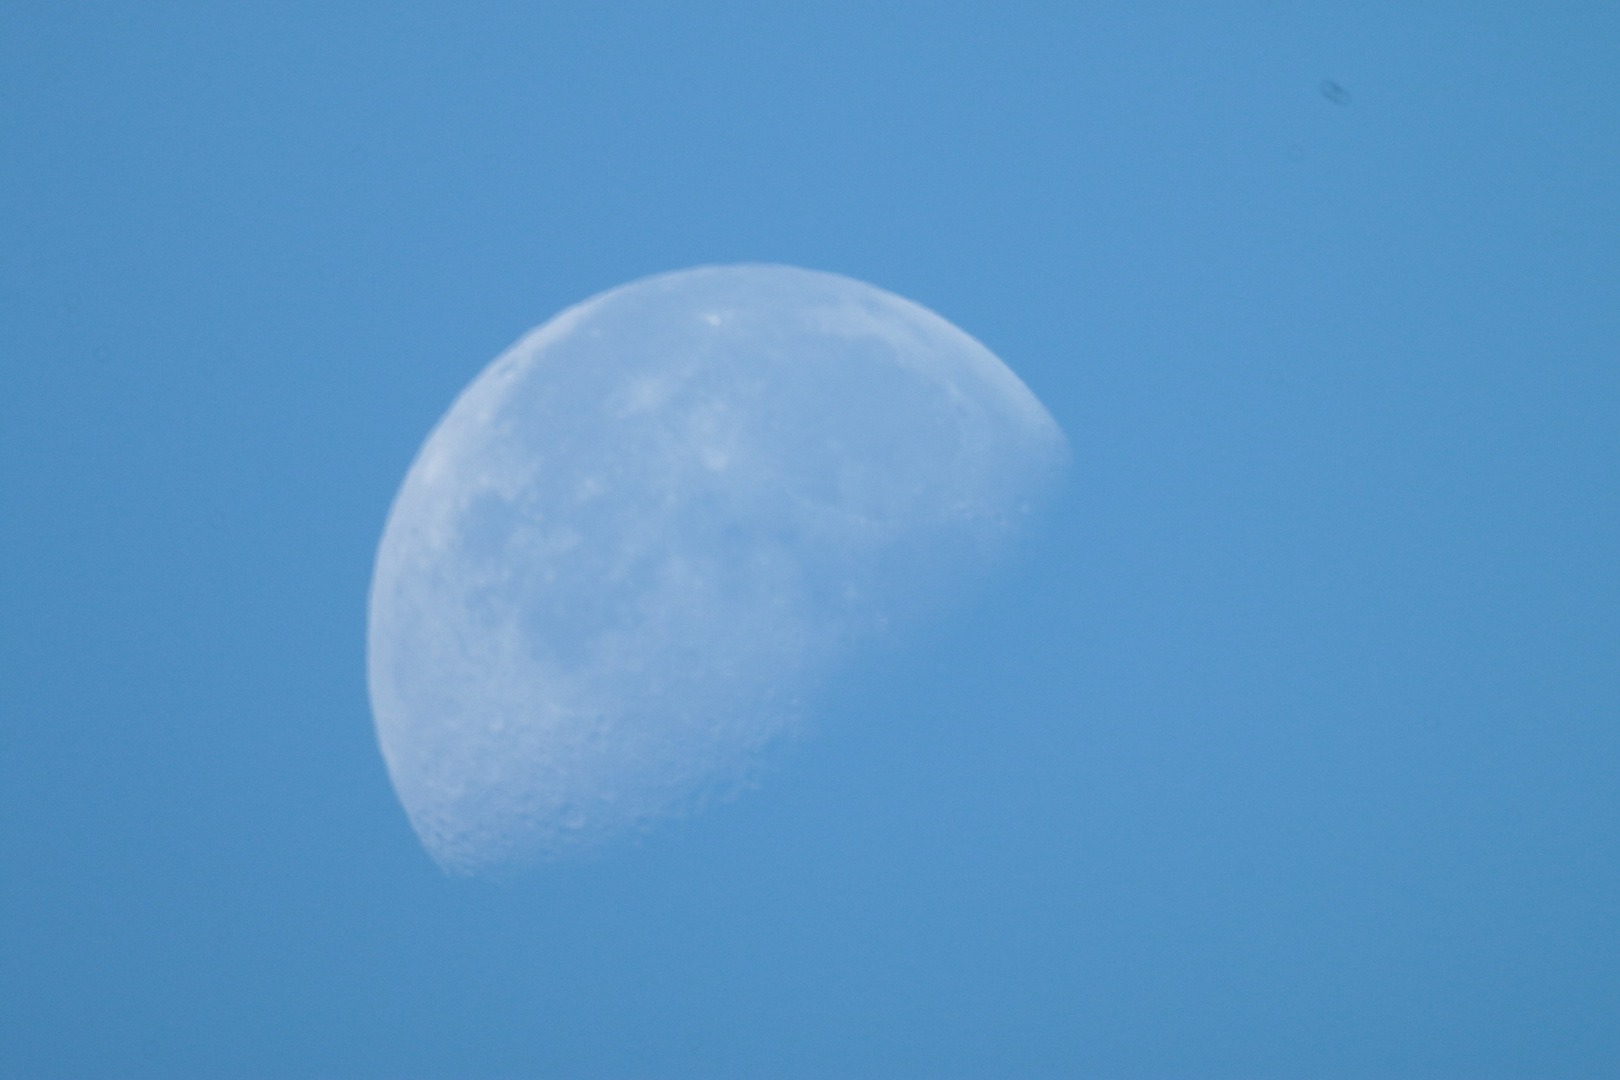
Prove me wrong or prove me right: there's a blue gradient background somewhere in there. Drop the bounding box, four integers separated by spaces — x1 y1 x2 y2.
2 4 1616 1077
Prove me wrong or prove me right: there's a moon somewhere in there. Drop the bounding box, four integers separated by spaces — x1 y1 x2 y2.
367 264 1067 874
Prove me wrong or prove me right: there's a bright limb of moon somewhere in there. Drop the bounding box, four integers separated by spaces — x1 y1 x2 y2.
367 264 1067 874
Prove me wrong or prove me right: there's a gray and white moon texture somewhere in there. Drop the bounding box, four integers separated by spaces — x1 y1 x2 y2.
367 264 1068 874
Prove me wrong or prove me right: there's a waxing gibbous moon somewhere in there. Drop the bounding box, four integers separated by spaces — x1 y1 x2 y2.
367 264 1067 874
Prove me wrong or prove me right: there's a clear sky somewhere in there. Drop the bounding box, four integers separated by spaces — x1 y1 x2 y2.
2 3 1617 1077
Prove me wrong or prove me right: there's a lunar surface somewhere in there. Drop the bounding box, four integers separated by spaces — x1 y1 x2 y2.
367 264 1067 874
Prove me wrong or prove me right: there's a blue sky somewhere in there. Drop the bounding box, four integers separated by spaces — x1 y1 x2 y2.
2 3 1617 1077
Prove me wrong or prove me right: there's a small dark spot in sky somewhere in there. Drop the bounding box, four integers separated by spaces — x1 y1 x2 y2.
1320 80 1351 105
